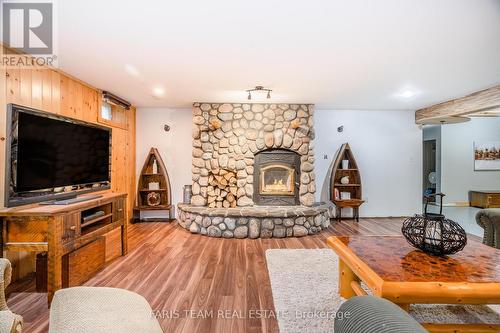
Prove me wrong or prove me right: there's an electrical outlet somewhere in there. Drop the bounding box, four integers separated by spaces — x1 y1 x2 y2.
324 154 328 159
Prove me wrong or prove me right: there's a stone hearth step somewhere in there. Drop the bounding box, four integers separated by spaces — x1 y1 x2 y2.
177 203 334 239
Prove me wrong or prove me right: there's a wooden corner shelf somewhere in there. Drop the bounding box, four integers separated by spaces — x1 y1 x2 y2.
133 148 174 223
330 143 364 222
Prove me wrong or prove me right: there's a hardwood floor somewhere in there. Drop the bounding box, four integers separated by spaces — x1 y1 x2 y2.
6 218 480 332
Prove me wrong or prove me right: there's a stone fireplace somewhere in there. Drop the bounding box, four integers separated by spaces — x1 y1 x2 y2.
177 103 331 238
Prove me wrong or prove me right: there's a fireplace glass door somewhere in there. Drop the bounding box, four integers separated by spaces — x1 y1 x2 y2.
254 149 300 205
260 165 295 196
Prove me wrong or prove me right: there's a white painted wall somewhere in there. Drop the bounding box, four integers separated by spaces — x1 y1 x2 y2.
136 108 423 217
314 110 422 217
136 108 192 210
441 117 500 204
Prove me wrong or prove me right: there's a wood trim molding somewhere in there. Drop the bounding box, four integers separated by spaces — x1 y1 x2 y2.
415 85 500 124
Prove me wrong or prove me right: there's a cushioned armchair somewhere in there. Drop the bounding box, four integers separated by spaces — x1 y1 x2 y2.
49 287 163 333
334 296 426 333
476 209 500 249
0 258 23 333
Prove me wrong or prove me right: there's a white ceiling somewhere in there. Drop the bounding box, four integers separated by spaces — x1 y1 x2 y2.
55 0 500 110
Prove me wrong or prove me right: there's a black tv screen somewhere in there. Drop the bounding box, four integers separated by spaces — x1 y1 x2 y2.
6 104 111 205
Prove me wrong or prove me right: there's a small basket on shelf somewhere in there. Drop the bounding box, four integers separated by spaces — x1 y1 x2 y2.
402 193 467 256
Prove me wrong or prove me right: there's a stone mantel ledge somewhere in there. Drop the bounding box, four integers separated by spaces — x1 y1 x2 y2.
178 202 333 218
177 202 334 238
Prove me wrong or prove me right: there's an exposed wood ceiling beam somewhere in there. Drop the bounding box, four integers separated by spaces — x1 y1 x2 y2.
415 85 500 124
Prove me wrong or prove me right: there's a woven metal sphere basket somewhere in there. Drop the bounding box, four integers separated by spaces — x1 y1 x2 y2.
402 193 467 256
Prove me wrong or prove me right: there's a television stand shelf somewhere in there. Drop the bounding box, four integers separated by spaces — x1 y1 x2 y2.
0 192 127 307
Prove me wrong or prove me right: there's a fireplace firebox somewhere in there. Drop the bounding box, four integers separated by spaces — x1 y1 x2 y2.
254 149 300 206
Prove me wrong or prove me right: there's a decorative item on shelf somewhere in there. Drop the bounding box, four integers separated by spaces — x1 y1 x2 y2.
402 193 467 256
333 188 340 200
146 192 161 206
340 192 351 200
152 157 158 174
133 147 173 223
183 185 193 204
342 159 349 169
330 143 364 222
148 182 160 190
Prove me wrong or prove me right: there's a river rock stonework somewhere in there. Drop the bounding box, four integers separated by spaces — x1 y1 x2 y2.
178 102 331 238
177 203 333 238
190 103 316 207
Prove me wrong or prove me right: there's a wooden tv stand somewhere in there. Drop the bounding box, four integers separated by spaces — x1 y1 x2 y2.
0 192 127 306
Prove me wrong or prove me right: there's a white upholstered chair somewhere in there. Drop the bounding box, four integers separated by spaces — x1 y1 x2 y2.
49 286 163 333
0 259 23 333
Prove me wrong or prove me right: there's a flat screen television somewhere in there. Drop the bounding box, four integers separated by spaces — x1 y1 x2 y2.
5 104 111 207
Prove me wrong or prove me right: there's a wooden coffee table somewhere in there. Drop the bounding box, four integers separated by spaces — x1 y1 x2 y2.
327 236 500 332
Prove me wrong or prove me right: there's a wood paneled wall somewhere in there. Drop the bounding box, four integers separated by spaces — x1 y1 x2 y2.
1 47 136 279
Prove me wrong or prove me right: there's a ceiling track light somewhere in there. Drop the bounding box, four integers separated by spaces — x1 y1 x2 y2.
246 86 272 101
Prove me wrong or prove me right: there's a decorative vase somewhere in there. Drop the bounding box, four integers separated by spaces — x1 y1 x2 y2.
340 176 349 185
183 185 192 204
152 158 158 174
402 193 467 256
342 160 349 169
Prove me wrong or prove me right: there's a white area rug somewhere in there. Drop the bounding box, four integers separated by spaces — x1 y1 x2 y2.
265 249 500 333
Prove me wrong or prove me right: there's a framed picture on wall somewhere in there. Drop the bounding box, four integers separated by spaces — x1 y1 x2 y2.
474 141 500 171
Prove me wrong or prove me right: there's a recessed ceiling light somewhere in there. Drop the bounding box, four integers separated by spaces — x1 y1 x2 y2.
400 90 417 98
124 64 139 77
152 87 165 97
395 88 419 99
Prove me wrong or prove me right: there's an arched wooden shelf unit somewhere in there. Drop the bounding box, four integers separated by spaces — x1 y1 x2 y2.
133 148 174 222
330 143 364 221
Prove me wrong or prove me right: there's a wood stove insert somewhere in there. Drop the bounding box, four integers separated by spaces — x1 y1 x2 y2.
254 149 300 206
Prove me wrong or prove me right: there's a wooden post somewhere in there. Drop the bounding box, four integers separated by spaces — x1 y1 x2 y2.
339 259 359 299
47 216 62 307
121 223 128 255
